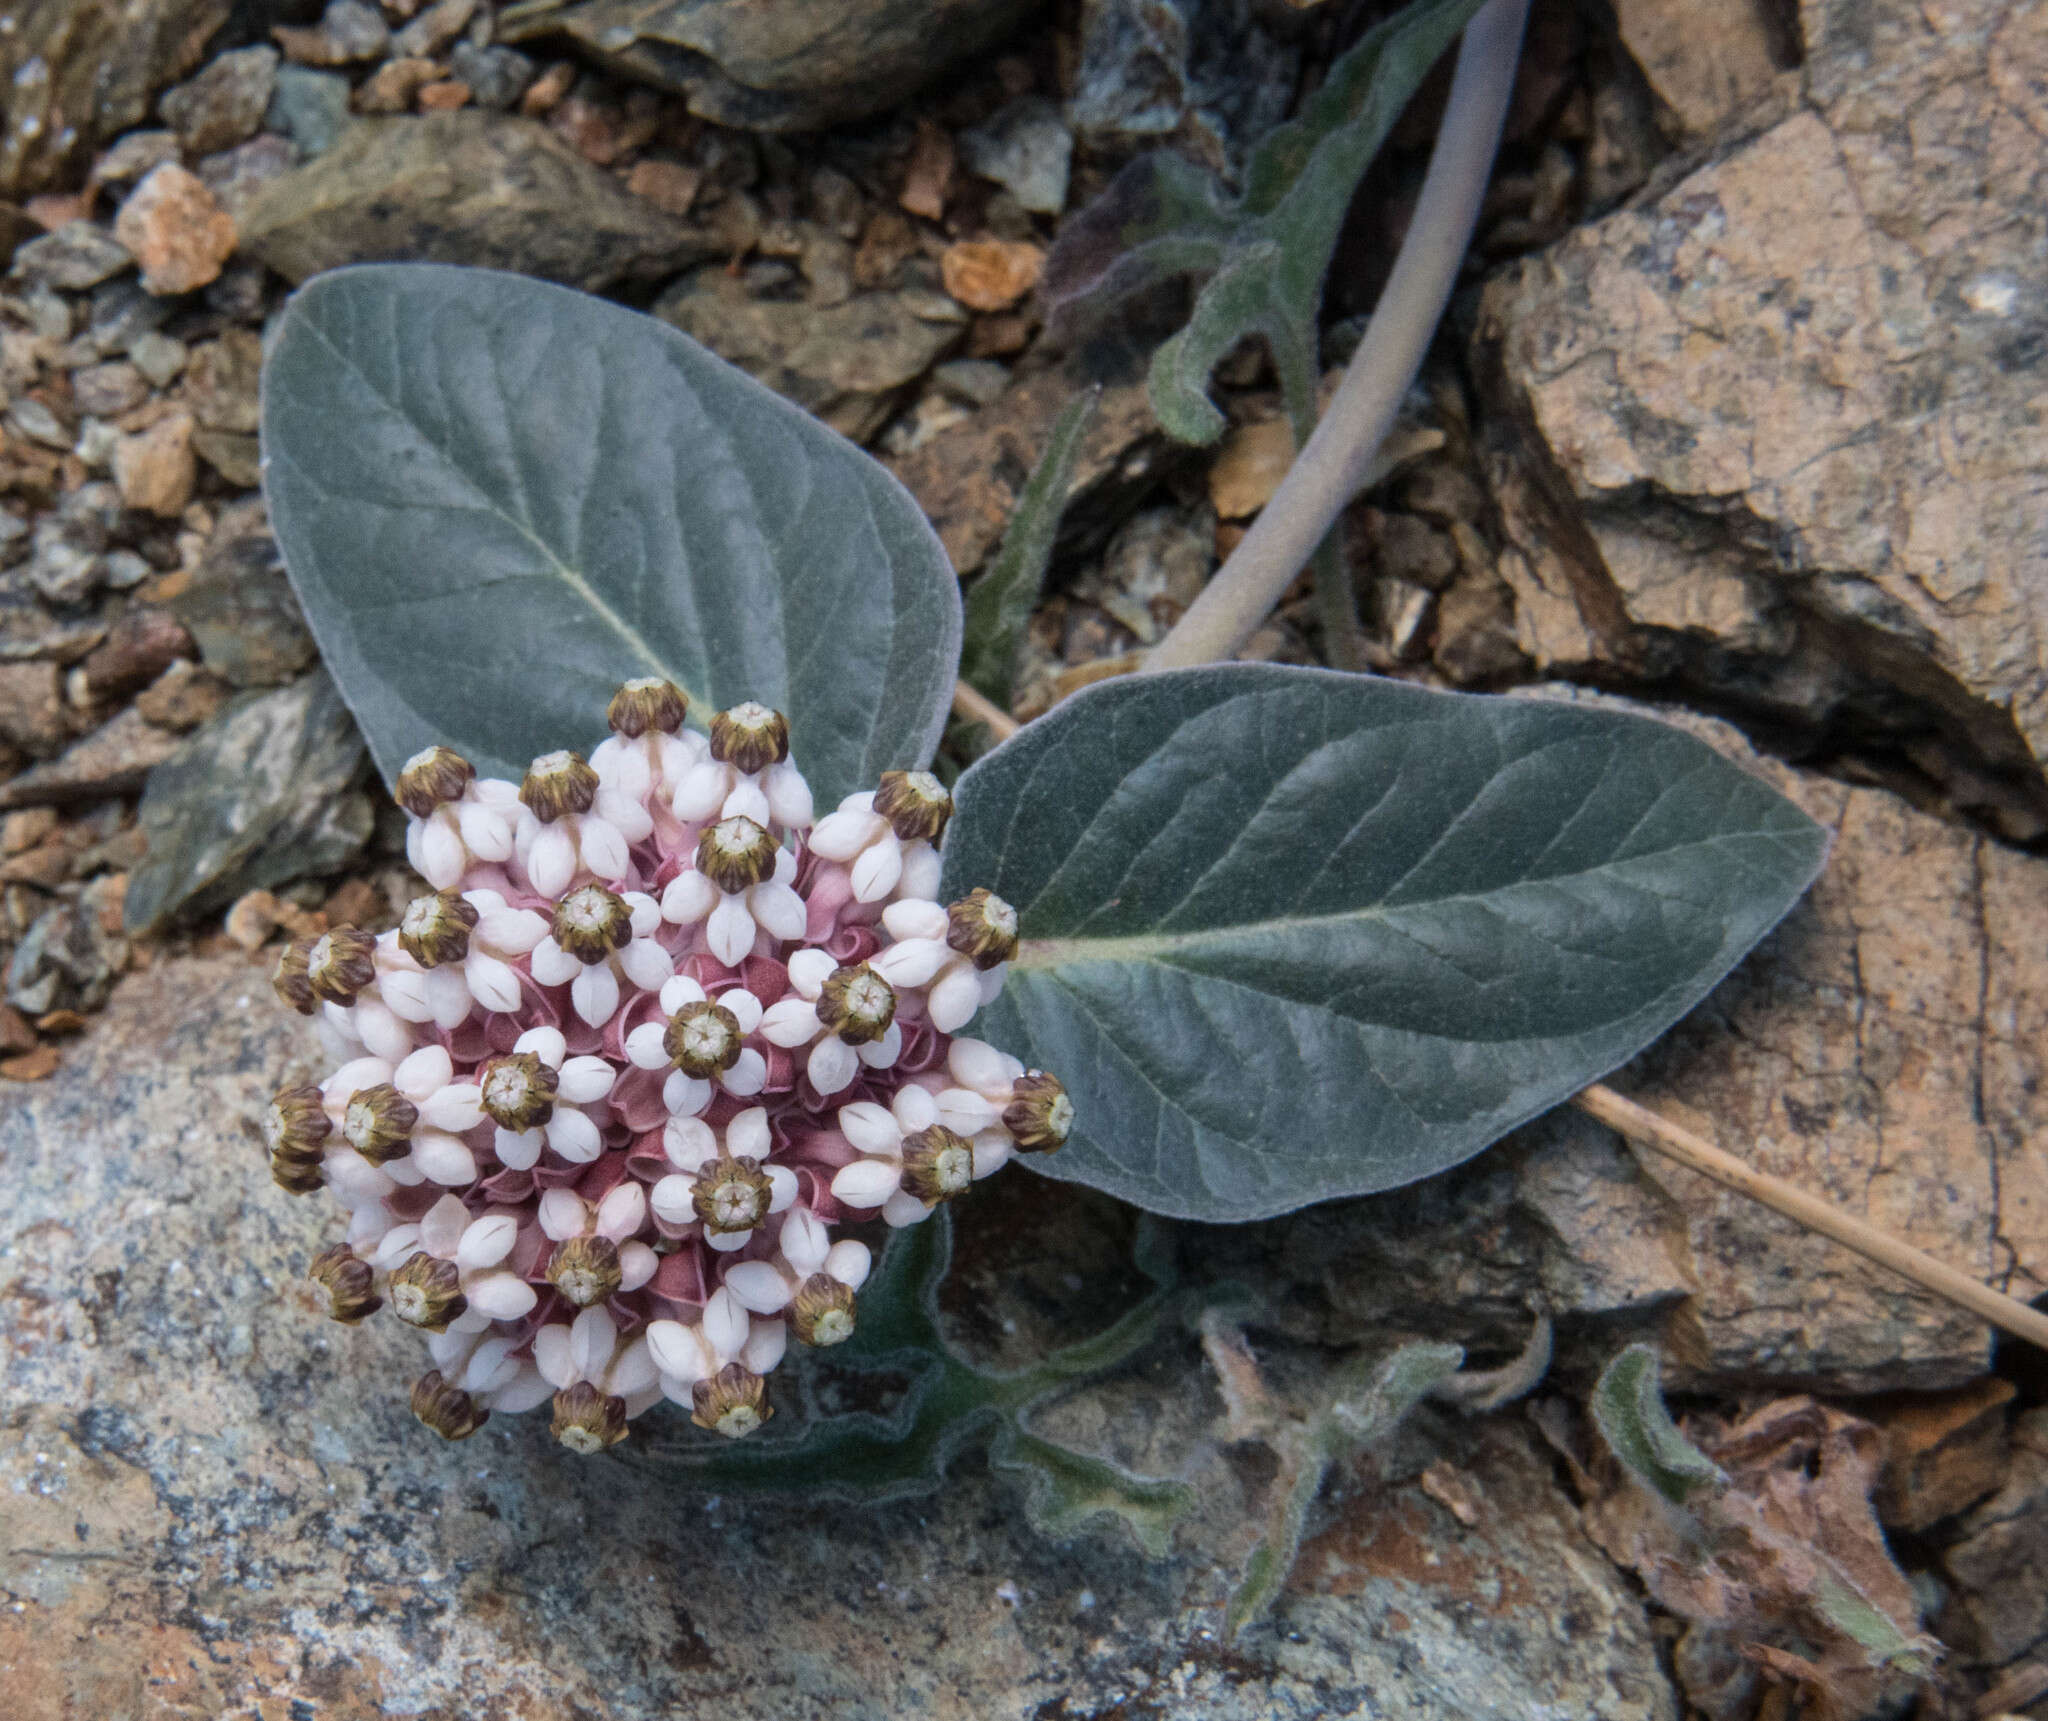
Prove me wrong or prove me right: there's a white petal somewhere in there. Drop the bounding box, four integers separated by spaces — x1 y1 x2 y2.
595 1180 647 1240
781 1209 830 1275
741 1319 787 1375
421 816 466 890
663 1070 711 1116
579 816 630 882
721 778 771 827
557 1054 618 1104
765 1164 798 1214
625 1021 673 1070
978 964 1007 1004
545 1106 603 1163
478 906 548 956
949 1036 1023 1094
537 1188 588 1241
702 1288 749 1360
457 799 514 862
466 1271 538 1322
760 998 822 1047
663 1116 717 1171
346 1206 394 1252
623 891 662 938
421 1082 485 1132
599 785 653 844
326 1151 397 1208
748 878 808 942
533 1323 576 1389
592 735 648 800
569 1305 618 1379
891 1085 937 1133
883 897 950 943
514 1025 568 1068
672 759 732 822
825 1239 873 1290
379 967 434 1024
645 1319 710 1385
459 1335 521 1394
898 843 942 900
706 895 756 966
763 761 812 829
707 1227 753 1253
838 1102 901 1157
420 1193 469 1256
936 1087 1000 1137
716 988 764 1036
882 1190 931 1228
608 1334 659 1398
494 1126 543 1170
618 1241 658 1292
723 1261 793 1314
371 1223 423 1269
456 1214 519 1270
412 1130 478 1186
528 824 577 898
772 847 797 886
382 1153 426 1187
486 1366 555 1415
463 952 523 1014
849 840 903 903
618 937 672 991
724 1106 772 1161
807 1036 859 1096
787 947 837 997
324 1054 393 1104
662 867 718 925
831 1158 902 1209
659 973 707 1014
869 938 948 989
971 1133 1015 1179
649 1174 698 1226
394 1044 454 1098
354 1000 414 1063
807 803 882 862
424 964 475 1029
529 937 580 988
855 1022 903 1069
929 965 984 1033
720 1047 767 1097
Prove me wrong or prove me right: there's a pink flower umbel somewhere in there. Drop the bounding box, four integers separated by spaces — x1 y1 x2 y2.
264 686 1070 1450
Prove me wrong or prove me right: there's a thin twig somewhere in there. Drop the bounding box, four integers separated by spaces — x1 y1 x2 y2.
1574 1082 2048 1352
953 679 1021 740
1146 0 1532 672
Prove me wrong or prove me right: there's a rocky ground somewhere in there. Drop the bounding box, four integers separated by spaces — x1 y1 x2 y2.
2 0 2047 1716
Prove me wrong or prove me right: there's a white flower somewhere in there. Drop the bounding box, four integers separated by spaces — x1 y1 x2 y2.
396 746 520 890
386 887 550 1022
671 701 813 832
528 886 671 1027
370 1190 538 1328
759 947 904 1096
865 898 1008 1033
513 750 638 897
720 1208 873 1343
645 1286 784 1399
531 1305 663 1414
805 775 949 903
482 1026 618 1169
647 1106 798 1252
661 828 807 967
623 974 771 1115
830 1084 998 1227
421 1327 554 1414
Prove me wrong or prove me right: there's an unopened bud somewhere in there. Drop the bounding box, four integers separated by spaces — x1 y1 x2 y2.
696 815 778 893
691 1362 771 1438
309 1243 381 1323
790 1274 857 1347
692 1157 772 1235
398 890 478 967
272 936 318 1015
395 746 474 818
341 1082 418 1164
708 702 788 774
873 770 953 843
411 1369 488 1440
900 1124 975 1204
608 677 688 738
1004 1071 1073 1153
664 999 742 1078
479 1051 557 1130
307 927 378 1007
815 963 896 1046
263 1084 330 1193
547 1235 623 1308
552 1381 629 1452
946 888 1018 971
552 883 632 963
388 1253 468 1331
520 750 599 822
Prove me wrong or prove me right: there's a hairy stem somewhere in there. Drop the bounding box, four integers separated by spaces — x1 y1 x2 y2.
1146 0 1532 672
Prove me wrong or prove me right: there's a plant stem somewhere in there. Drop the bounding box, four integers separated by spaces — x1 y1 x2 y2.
1574 1082 2048 1352
1146 0 1531 673
953 679 1020 740
1271 328 1366 672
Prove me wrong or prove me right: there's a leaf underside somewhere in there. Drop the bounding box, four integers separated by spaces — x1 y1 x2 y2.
941 665 1830 1223
260 263 962 806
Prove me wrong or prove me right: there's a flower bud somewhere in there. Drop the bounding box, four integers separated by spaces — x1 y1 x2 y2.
547 1235 623 1308
309 1243 381 1324
479 1051 558 1130
790 1274 856 1347
872 770 953 843
552 1381 629 1452
551 883 632 963
395 745 475 818
691 1362 771 1438
664 1000 742 1078
608 677 689 738
398 890 478 967
341 1082 419 1165
272 936 318 1015
692 1157 773 1235
696 815 778 893
946 888 1019 971
307 927 379 1007
263 1085 331 1196
388 1252 468 1331
1004 1071 1073 1153
411 1369 488 1440
520 750 600 822
708 702 789 774
900 1124 975 1204
815 963 896 1046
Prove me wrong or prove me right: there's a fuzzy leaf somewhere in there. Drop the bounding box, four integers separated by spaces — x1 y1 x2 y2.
992 1427 1193 1558
1591 1345 1724 1507
260 263 961 807
1322 1341 1465 1454
941 665 1829 1221
960 389 1098 703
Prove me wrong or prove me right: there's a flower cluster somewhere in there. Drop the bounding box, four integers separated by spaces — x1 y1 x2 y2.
263 682 1070 1450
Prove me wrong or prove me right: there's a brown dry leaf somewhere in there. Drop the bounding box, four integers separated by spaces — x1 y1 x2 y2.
0 1044 60 1082
941 239 1044 313
1209 417 1297 518
899 121 954 220
1582 1395 1938 1717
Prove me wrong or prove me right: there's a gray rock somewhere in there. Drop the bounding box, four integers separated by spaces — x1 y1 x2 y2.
7 222 133 291
88 129 182 189
159 44 280 155
0 951 1682 1719
169 510 317 688
3 890 125 1016
499 0 1038 131
391 0 479 58
1067 0 1299 181
239 112 713 291
448 41 537 110
68 360 149 417
317 0 391 61
194 132 299 224
0 576 108 666
126 329 189 386
4 397 71 450
25 517 109 609
960 95 1073 215
264 65 353 159
0 660 65 756
84 276 171 354
0 706 182 807
122 670 372 932
932 356 1013 407
1937 1409 2048 1665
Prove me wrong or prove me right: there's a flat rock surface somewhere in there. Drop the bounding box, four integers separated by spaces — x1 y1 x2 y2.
0 956 1678 1719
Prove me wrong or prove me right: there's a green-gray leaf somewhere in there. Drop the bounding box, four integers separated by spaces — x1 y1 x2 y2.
260 263 962 806
940 665 1829 1221
1589 1344 1723 1507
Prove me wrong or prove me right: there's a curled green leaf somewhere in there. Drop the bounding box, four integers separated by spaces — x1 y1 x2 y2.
1590 1345 1724 1507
